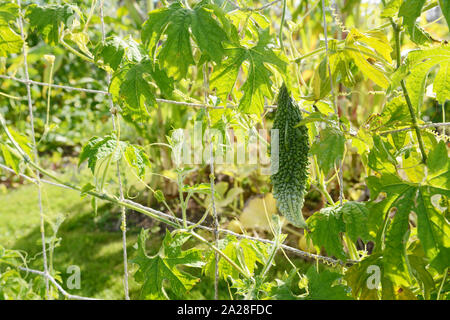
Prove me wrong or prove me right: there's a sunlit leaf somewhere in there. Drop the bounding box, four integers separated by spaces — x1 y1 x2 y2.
0 2 22 56
132 229 203 300
78 134 126 174
94 36 142 71
310 126 345 175
398 0 431 45
109 60 173 122
211 28 286 114
306 268 352 300
26 4 75 45
141 1 230 79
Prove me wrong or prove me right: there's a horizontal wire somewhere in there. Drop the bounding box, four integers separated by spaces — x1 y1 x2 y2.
226 0 281 11
0 74 308 112
0 163 352 266
380 122 450 135
0 74 109 95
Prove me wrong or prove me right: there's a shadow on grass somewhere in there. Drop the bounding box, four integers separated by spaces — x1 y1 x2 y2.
11 202 145 299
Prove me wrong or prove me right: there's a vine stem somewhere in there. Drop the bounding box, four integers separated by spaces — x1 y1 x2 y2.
279 0 287 53
19 267 99 300
388 3 427 164
100 0 129 300
16 0 50 299
0 158 353 267
437 267 448 300
0 113 355 267
189 231 250 280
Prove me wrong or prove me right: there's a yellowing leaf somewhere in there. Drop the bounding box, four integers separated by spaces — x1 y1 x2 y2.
344 45 390 88
0 2 22 57
240 193 278 231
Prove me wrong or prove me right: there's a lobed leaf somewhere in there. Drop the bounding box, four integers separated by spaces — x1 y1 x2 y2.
0 2 22 56
26 4 75 45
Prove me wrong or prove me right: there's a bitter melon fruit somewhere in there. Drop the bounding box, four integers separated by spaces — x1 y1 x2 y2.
271 84 309 228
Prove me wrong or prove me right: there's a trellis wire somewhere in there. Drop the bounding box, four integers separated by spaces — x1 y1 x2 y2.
0 161 355 269
225 0 281 11
16 0 49 299
321 0 344 206
0 74 304 112
202 64 220 300
99 0 129 300
380 122 450 135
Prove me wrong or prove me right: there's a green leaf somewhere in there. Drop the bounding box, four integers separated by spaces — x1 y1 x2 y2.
266 270 299 300
26 4 75 45
305 57 331 101
9 127 32 160
376 96 410 130
295 111 332 126
141 1 230 79
310 127 345 175
183 183 214 195
132 229 203 300
0 2 22 57
341 201 370 243
80 183 95 196
408 244 435 300
345 253 382 299
124 144 150 178
367 135 397 173
203 236 268 279
78 135 126 174
440 0 450 30
94 36 142 71
307 206 346 259
427 140 448 175
154 189 165 203
416 186 450 272
434 61 449 104
367 174 450 277
0 143 20 174
391 46 450 112
210 28 286 114
398 0 431 45
0 2 19 23
381 0 402 18
109 60 173 122
383 187 415 286
306 268 352 300
307 202 371 259
345 252 418 299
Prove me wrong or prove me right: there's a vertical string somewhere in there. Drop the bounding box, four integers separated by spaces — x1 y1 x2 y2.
100 0 130 300
203 64 220 300
321 0 344 205
16 0 50 298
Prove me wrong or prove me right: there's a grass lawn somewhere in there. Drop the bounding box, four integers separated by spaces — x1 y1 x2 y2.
0 180 142 299
0 170 314 300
